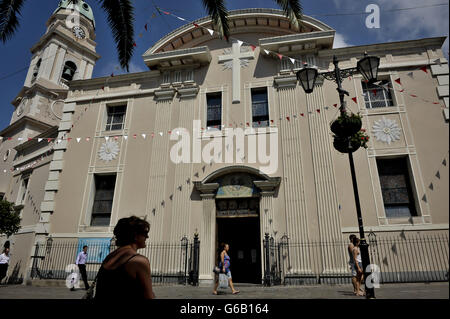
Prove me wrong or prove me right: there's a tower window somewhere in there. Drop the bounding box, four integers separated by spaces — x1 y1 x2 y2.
62 61 77 82
32 58 42 81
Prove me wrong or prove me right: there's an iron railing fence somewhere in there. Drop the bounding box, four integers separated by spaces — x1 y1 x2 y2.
30 235 200 286
263 232 449 286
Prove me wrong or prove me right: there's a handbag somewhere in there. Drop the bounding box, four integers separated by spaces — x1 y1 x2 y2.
81 274 98 300
213 266 220 274
218 273 229 289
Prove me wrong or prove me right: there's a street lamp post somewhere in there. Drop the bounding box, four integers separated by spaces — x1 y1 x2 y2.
297 53 380 299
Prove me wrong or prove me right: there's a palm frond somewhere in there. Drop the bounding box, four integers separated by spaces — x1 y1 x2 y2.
0 0 27 43
202 0 229 40
274 0 303 31
98 0 135 71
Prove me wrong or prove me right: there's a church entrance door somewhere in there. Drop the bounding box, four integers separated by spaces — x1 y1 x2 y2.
216 198 261 284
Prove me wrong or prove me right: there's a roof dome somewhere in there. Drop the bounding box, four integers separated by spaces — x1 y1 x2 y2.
54 0 95 28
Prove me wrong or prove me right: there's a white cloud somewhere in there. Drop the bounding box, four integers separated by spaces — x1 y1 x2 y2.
333 33 352 48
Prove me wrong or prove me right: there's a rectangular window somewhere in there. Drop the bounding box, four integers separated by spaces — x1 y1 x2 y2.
251 88 269 127
105 105 126 131
91 174 116 226
206 93 222 128
362 80 394 108
17 176 29 205
376 157 417 218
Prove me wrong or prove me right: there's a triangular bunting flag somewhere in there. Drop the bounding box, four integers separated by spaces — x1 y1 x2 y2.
177 16 187 22
250 45 256 51
372 89 377 96
420 66 428 73
407 72 414 79
264 49 269 55
290 58 296 65
382 257 388 266
333 104 337 108
316 109 320 113
352 97 357 104
133 42 137 47
38 138 43 143
391 243 398 255
105 136 109 142
300 113 304 117
76 138 81 143
286 116 290 121
408 216 414 224
169 194 173 200
124 136 128 140
395 78 402 85
436 171 440 179
410 94 417 98
86 137 90 142
206 28 214 36
142 134 146 139
277 53 283 60
400 230 406 240
159 132 163 136
144 24 148 31
193 23 199 28
442 159 447 166
237 40 243 47
429 183 434 190
422 194 427 202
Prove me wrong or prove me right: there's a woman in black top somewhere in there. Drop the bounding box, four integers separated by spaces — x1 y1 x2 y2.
95 216 155 299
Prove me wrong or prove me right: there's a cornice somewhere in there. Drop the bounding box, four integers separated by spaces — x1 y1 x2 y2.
0 116 54 138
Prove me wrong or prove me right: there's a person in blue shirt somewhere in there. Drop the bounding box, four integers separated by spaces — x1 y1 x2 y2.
74 245 89 291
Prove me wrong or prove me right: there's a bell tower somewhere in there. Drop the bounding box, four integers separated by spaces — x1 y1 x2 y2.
0 0 100 199
11 0 100 126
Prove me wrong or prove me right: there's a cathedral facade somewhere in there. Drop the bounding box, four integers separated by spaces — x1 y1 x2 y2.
0 4 448 285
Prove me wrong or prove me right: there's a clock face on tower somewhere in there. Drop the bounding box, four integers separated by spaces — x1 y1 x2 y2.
72 26 86 39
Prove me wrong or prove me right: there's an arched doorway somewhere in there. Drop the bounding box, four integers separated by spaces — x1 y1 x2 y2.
215 176 261 284
195 166 281 285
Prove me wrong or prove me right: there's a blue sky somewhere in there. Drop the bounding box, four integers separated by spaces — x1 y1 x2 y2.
0 0 448 131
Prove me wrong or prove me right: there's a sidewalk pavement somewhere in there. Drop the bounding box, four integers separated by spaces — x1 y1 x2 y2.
0 282 448 299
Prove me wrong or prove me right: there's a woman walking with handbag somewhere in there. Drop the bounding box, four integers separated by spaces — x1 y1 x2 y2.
213 243 240 295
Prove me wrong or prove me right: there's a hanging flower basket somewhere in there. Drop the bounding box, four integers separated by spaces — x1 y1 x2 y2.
330 112 362 137
333 129 370 154
333 136 360 153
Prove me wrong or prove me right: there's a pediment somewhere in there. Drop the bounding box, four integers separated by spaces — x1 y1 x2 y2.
143 8 335 57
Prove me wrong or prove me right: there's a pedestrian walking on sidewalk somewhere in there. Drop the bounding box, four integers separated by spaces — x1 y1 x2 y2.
0 248 10 284
348 234 358 294
213 243 240 295
352 237 365 296
75 246 90 291
94 216 155 300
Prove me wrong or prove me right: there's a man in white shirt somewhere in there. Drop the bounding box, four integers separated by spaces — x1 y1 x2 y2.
74 245 90 291
0 248 10 284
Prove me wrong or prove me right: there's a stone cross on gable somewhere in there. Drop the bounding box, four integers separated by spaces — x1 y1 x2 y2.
219 41 254 103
